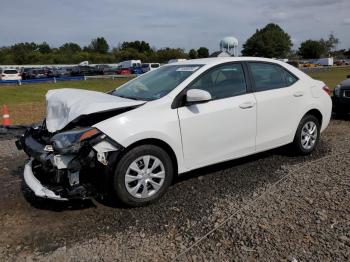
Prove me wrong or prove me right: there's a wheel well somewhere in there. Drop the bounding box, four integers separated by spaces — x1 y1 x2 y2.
124 139 178 175
305 109 323 126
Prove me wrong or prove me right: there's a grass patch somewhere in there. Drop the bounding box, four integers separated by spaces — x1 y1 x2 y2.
0 79 128 105
307 67 350 88
1 67 350 125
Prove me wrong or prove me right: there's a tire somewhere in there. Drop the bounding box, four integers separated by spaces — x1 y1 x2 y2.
291 114 320 155
112 144 174 207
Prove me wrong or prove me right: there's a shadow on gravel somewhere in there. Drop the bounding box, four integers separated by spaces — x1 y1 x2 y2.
176 145 302 184
331 112 350 121
19 141 330 211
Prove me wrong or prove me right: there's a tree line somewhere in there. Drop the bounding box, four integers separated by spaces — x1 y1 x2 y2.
242 24 348 59
0 23 349 65
0 38 210 65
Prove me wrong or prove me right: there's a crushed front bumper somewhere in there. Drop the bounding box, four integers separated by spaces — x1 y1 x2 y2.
17 126 122 201
24 159 68 201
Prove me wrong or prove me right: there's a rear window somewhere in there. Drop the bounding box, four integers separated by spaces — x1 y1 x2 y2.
4 70 18 74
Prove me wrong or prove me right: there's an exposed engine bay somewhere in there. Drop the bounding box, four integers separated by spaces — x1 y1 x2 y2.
15 88 148 200
16 121 124 200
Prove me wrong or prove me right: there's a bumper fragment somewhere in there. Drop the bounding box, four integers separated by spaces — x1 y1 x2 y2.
24 159 68 201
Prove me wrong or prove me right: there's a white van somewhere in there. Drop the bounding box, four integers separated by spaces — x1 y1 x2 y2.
120 60 141 69
141 63 160 73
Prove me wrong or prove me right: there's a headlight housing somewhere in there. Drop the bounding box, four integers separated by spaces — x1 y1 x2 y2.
334 85 341 97
51 127 100 154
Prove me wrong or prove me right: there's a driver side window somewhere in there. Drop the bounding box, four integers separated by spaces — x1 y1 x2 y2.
189 63 247 99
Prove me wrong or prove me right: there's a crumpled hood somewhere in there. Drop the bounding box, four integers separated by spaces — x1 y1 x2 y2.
45 88 145 132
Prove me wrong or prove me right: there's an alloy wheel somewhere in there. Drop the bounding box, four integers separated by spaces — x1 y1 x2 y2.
124 155 165 199
301 121 318 150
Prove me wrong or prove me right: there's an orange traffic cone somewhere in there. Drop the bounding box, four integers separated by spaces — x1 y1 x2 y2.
2 105 11 126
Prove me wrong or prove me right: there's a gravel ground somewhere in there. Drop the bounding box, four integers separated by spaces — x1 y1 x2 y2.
0 119 349 261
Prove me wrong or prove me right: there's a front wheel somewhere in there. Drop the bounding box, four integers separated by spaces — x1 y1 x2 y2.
112 145 174 207
291 114 320 155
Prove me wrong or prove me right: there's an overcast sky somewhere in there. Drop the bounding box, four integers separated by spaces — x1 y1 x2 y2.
1 0 349 53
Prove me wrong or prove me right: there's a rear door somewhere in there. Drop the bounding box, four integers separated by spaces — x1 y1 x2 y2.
177 62 257 170
247 62 306 152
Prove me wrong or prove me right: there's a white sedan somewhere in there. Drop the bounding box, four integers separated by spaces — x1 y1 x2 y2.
17 57 332 206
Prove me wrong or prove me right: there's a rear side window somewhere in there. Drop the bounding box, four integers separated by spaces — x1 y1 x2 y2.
4 70 18 74
284 70 298 86
189 63 247 99
248 62 297 92
151 64 160 68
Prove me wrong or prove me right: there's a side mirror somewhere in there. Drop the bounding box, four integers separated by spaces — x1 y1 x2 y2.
186 89 212 104
347 75 350 79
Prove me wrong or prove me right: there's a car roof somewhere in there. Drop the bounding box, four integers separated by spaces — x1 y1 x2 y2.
169 57 311 80
170 57 285 66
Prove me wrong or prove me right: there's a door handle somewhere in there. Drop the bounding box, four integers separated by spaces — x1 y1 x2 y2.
239 101 255 109
293 91 304 97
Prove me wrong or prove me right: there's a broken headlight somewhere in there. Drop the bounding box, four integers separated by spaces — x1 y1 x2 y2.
51 127 100 154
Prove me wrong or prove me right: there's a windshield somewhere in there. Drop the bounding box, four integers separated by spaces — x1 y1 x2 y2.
112 64 203 101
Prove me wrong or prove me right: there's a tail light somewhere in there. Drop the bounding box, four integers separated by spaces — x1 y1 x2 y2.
322 85 331 95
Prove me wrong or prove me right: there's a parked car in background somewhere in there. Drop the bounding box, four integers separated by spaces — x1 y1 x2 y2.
102 66 119 75
120 60 143 74
17 57 332 207
94 65 111 75
71 66 96 76
168 59 187 64
28 68 48 79
315 58 333 67
334 60 349 66
0 69 22 81
21 68 33 80
333 76 350 116
116 67 131 75
47 68 71 78
302 62 317 68
141 63 161 73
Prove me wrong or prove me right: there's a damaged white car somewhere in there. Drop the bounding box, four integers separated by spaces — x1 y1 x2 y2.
17 57 332 206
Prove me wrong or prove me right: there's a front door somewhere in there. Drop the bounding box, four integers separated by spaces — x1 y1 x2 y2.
177 63 257 170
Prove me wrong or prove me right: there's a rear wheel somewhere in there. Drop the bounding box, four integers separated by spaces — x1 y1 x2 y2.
291 114 320 155
112 145 174 207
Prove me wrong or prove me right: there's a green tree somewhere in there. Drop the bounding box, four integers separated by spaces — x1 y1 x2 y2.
319 33 339 56
38 42 51 54
120 41 151 53
153 48 188 63
189 49 197 59
242 23 292 58
88 37 109 54
298 40 326 59
197 47 209 58
59 42 82 53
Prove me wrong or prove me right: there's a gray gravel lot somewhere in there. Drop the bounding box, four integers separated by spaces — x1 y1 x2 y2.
0 119 349 261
